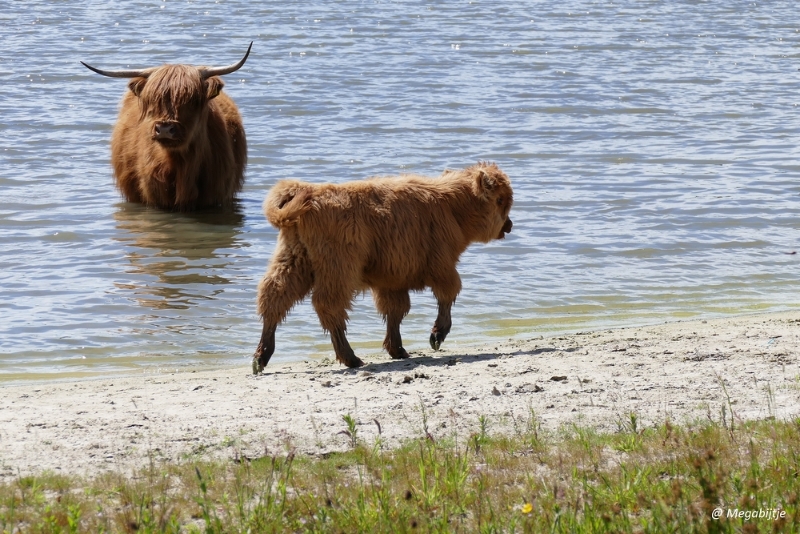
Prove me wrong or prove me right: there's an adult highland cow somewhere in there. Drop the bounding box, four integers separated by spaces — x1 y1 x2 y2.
253 162 513 373
81 43 251 210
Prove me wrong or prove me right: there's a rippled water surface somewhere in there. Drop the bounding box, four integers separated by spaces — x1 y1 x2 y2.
2 1 799 381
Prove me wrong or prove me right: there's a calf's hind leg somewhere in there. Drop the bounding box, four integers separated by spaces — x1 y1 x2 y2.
373 288 411 359
253 235 313 374
313 287 364 368
311 261 364 368
429 270 462 351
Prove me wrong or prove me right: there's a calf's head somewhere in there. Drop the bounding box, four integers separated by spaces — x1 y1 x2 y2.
82 43 252 149
471 163 514 242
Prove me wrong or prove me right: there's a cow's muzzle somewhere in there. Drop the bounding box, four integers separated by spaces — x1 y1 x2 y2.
498 218 512 239
153 121 183 143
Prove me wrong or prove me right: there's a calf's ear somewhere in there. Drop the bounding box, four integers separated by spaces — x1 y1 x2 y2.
474 169 497 199
205 77 225 100
128 77 147 97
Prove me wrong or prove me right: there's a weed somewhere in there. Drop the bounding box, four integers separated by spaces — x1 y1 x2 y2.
341 413 358 449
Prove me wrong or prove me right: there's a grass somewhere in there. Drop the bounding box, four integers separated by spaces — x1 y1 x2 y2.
1 412 799 533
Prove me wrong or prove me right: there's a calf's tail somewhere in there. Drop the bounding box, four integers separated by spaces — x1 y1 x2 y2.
263 181 314 229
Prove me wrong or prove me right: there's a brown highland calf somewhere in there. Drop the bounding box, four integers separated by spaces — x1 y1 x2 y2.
82 43 251 210
253 162 513 373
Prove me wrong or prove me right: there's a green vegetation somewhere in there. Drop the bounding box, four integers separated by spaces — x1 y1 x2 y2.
2 412 799 533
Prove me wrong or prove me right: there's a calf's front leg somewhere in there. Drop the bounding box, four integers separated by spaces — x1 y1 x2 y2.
430 300 452 351
429 270 462 351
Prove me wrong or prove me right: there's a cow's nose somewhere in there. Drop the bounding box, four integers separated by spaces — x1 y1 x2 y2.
154 121 179 140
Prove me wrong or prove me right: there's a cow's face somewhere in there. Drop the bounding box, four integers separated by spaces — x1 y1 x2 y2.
82 44 251 150
129 65 224 149
474 164 514 241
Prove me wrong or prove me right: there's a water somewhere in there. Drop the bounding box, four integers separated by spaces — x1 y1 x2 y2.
2 1 799 381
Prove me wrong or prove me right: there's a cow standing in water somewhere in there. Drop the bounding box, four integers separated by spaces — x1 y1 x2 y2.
82 43 251 211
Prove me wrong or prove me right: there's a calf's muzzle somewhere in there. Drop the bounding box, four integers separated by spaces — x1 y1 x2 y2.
498 217 512 239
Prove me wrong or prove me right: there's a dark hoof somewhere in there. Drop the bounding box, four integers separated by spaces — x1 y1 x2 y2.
344 356 365 368
390 347 410 360
252 344 271 375
430 331 444 351
335 346 365 368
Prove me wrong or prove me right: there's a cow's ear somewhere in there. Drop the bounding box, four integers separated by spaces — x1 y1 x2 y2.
128 77 147 97
205 77 225 100
475 170 497 198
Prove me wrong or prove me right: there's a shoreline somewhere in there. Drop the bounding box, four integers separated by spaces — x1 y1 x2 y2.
2 311 799 479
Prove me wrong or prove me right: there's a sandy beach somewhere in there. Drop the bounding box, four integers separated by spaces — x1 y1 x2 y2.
2 311 799 479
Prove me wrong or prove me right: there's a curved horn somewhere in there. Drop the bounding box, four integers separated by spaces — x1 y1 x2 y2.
80 61 156 79
198 41 253 79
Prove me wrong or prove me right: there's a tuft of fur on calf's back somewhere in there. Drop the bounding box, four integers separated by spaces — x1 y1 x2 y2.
263 180 314 228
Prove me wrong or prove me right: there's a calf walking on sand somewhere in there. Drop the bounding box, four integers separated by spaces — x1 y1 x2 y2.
253 162 513 373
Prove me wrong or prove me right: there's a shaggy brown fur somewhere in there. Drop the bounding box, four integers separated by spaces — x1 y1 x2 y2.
253 162 513 372
108 65 246 210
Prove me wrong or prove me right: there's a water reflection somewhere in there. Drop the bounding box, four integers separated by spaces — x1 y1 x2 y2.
113 203 245 310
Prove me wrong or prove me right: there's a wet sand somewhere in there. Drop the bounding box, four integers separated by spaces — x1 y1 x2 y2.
2 311 799 478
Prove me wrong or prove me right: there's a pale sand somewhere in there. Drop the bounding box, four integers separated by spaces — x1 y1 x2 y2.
2 311 799 479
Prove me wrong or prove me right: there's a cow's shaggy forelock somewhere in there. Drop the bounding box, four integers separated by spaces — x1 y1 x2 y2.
138 65 206 120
